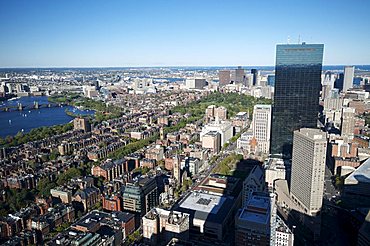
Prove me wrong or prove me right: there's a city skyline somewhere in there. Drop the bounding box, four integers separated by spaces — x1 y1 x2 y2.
1 0 370 67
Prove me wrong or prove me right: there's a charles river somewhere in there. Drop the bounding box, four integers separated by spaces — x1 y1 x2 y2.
0 96 94 138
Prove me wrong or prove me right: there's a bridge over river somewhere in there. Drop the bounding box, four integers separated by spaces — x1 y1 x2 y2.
0 101 69 112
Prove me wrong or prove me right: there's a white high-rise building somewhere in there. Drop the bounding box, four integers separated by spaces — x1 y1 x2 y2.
252 104 272 154
343 66 355 92
290 128 327 216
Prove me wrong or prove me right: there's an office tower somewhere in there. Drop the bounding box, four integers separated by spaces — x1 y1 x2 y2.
252 104 272 154
270 43 324 155
343 66 355 92
267 74 275 86
322 71 335 99
235 192 276 246
73 117 91 132
122 176 158 216
334 73 344 91
290 128 327 216
341 107 355 139
251 69 258 86
185 78 207 89
235 66 245 84
218 70 231 86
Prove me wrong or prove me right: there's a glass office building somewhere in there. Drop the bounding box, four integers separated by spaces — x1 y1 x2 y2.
270 43 324 155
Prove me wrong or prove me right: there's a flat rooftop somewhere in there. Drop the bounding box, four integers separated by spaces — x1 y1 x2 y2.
175 191 235 224
179 192 225 214
239 194 270 225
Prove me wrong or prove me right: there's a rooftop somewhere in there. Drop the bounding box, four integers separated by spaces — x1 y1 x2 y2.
239 194 270 225
175 191 234 224
180 192 225 214
265 157 291 171
345 158 370 185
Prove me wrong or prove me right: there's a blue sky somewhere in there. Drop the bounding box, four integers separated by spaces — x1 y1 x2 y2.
0 0 369 67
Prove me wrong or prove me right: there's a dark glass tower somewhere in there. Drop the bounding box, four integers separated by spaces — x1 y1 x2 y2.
270 43 324 155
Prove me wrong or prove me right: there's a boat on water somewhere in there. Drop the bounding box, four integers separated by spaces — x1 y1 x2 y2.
8 97 20 101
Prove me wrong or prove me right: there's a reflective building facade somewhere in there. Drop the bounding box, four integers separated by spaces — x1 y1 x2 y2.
270 43 324 155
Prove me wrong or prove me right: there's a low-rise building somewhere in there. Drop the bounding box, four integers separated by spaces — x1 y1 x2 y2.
142 208 190 245
174 191 238 241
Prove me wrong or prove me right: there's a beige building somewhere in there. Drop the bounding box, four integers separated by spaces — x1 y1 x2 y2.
142 208 190 245
202 131 221 154
341 107 355 140
252 104 271 154
215 106 227 120
206 105 216 119
73 117 91 132
291 128 327 216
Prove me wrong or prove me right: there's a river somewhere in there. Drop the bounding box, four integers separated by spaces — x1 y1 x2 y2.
0 96 94 138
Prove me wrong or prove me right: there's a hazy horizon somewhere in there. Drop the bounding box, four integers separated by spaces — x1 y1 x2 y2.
1 0 370 67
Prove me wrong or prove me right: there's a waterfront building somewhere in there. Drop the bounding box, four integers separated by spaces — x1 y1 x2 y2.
270 43 324 155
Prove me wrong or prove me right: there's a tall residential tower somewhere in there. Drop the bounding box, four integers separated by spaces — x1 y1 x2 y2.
290 128 327 216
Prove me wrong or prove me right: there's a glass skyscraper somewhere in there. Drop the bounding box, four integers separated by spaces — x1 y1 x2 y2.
270 43 324 155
